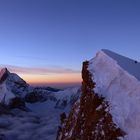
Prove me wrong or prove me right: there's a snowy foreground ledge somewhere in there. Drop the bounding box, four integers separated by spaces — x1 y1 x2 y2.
88 50 140 140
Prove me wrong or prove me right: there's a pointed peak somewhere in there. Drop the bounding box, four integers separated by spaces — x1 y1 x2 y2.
1 67 9 72
0 68 10 84
0 68 10 75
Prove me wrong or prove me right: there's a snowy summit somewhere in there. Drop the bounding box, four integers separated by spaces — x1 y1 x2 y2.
58 49 140 140
88 49 140 140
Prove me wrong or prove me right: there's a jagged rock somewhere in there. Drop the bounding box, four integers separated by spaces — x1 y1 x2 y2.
57 61 125 140
25 90 57 103
0 68 9 84
25 92 44 103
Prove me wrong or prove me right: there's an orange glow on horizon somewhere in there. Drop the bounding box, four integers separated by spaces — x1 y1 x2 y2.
18 73 82 85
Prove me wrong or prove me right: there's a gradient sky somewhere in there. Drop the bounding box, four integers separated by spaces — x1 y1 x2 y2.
0 0 140 87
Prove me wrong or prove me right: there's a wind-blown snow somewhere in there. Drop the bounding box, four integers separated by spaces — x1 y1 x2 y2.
88 50 140 140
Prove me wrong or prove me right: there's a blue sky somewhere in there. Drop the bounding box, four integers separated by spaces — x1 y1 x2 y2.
0 0 140 85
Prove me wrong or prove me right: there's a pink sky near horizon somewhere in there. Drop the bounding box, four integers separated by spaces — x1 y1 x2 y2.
0 65 82 87
19 73 82 87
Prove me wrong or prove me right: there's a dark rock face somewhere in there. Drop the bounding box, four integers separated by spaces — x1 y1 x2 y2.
0 68 9 84
25 90 57 103
25 92 45 103
57 61 125 140
8 97 26 110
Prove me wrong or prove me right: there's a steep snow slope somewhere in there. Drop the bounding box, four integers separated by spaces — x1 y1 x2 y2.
102 49 140 81
88 50 140 140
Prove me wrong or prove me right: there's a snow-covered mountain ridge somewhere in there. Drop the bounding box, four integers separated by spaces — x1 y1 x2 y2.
58 49 140 140
0 68 29 104
89 50 140 140
0 68 80 140
102 49 140 81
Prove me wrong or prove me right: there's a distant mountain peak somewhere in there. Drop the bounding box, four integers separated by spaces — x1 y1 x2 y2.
0 68 9 76
0 68 10 84
0 68 29 104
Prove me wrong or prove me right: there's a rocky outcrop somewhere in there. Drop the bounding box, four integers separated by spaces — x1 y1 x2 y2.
0 68 9 84
57 61 125 140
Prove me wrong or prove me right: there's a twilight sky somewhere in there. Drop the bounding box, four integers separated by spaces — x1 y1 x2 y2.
0 0 140 87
